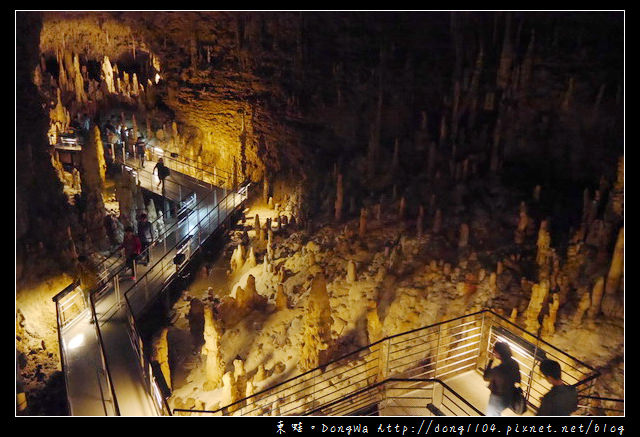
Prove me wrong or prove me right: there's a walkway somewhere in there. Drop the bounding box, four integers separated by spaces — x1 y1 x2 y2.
56 152 246 416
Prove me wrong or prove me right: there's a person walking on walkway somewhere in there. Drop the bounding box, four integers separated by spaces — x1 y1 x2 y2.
137 213 153 266
135 136 146 167
536 360 578 416
120 226 141 281
153 157 170 191
483 341 521 416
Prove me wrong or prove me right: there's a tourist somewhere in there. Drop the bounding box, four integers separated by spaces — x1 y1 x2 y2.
536 360 579 416
483 341 521 416
153 157 170 191
135 136 146 167
137 213 153 266
120 226 141 281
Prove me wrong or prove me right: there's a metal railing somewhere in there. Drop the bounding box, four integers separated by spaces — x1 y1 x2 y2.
53 155 248 416
119 183 248 415
303 378 484 416
144 146 233 190
176 310 604 416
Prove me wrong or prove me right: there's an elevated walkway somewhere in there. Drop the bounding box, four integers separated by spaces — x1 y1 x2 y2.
54 152 248 416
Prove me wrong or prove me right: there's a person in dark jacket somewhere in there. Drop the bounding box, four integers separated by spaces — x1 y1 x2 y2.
137 213 153 265
536 360 578 416
120 226 141 281
153 157 170 191
483 341 521 416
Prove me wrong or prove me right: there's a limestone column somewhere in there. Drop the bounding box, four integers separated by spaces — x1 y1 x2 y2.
80 124 109 250
203 306 226 389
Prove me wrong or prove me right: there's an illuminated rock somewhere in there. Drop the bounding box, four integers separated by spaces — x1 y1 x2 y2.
275 283 288 310
230 244 245 272
222 372 241 413
245 246 257 269
588 276 605 319
605 227 624 295
524 280 549 333
541 294 559 337
536 220 551 270
572 290 591 327
298 274 333 372
203 305 225 389
366 301 383 345
80 124 108 249
346 260 357 283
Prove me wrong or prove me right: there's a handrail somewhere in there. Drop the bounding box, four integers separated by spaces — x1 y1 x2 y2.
89 290 121 415
175 309 601 416
117 185 247 414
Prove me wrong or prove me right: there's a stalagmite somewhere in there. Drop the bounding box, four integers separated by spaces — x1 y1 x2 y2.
230 244 245 272
509 308 518 324
80 125 108 250
347 260 357 282
572 291 591 327
488 272 498 292
245 247 257 269
588 277 605 319
366 301 383 345
524 280 549 333
359 207 367 238
298 274 333 372
152 327 171 390
541 294 560 337
222 372 241 413
605 227 624 295
514 202 529 244
335 173 343 221
203 306 225 389
536 220 551 269
608 156 624 218
275 283 288 310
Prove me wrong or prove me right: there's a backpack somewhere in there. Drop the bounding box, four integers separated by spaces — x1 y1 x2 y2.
511 386 527 414
159 164 170 179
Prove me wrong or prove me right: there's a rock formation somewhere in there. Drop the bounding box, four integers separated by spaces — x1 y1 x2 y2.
298 274 333 372
203 305 225 389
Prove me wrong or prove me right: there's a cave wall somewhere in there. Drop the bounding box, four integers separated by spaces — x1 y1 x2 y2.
16 12 74 281
19 11 623 274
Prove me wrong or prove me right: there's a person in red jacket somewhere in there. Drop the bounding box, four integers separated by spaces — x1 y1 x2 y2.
121 226 141 281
